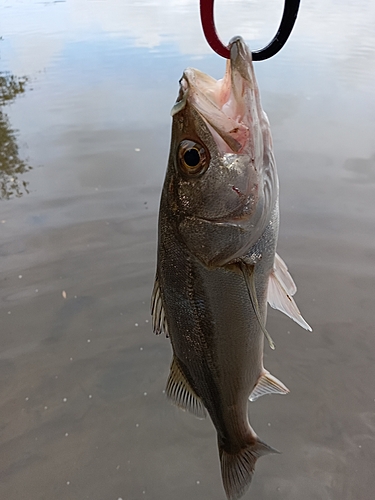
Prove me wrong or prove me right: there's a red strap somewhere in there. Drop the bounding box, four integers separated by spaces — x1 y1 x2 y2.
200 0 230 59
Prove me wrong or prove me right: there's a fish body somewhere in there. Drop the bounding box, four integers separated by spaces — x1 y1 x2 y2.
152 37 310 500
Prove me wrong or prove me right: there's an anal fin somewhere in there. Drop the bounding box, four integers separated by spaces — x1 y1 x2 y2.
166 356 207 419
249 371 289 402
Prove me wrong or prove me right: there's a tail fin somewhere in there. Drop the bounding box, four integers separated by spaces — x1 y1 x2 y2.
219 438 279 500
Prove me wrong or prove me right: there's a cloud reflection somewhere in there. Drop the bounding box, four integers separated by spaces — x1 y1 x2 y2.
2 0 375 87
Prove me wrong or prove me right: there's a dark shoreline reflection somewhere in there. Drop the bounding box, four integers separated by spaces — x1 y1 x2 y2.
0 72 31 199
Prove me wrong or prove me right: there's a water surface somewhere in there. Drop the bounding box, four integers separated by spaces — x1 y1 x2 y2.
1 1 375 499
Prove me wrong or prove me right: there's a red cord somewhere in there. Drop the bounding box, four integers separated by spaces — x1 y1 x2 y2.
200 0 230 59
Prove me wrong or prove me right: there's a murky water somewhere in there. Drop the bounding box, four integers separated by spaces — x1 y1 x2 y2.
1 1 375 499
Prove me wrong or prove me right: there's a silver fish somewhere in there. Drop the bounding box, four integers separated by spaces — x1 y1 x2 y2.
152 36 311 500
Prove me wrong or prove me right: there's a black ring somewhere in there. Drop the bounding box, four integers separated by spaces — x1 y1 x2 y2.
252 0 300 61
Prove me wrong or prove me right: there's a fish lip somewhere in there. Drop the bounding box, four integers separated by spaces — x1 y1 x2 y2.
195 214 250 225
170 75 189 116
228 36 253 83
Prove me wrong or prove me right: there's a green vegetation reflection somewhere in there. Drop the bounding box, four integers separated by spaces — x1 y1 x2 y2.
0 72 31 199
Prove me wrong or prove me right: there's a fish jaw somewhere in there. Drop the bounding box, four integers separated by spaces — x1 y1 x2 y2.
167 36 277 268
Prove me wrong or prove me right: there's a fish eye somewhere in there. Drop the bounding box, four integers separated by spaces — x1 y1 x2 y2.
178 140 209 177
184 148 200 167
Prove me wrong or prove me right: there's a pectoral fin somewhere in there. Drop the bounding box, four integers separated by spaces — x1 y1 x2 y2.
268 254 312 331
166 356 207 419
239 261 275 350
249 371 289 402
151 275 169 337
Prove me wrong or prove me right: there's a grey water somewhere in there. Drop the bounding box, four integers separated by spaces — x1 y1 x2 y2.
1 1 375 499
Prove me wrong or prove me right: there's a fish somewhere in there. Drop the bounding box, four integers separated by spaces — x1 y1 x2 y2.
152 36 311 500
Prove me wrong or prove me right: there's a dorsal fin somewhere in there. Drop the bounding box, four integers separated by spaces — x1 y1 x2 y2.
249 371 289 402
151 275 169 337
166 356 207 419
268 254 312 331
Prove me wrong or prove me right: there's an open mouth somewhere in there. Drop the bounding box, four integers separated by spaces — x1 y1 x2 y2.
171 40 257 154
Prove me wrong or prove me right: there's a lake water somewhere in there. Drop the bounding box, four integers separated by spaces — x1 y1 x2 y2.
1 1 375 499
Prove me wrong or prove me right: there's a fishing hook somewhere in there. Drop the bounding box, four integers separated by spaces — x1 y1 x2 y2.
200 0 300 60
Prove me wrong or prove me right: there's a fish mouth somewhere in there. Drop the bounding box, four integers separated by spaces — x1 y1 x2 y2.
171 37 258 154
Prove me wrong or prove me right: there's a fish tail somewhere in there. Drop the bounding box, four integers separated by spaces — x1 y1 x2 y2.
218 437 279 500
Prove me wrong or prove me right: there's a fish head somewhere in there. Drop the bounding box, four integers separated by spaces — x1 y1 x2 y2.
166 36 278 267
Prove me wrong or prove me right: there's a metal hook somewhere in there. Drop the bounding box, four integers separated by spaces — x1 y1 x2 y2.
200 0 300 60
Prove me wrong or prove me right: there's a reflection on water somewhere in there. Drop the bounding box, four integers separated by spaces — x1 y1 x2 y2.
0 1 375 499
0 72 31 199
344 153 375 184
